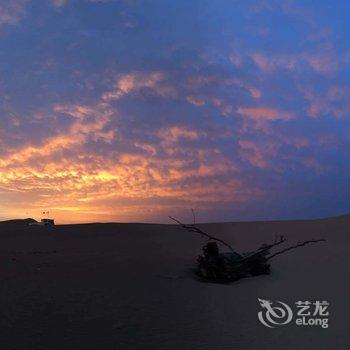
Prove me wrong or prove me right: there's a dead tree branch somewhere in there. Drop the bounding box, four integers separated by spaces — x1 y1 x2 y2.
266 238 326 261
191 208 196 225
239 235 286 262
169 216 235 253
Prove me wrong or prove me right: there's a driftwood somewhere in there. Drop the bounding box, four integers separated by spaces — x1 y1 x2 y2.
266 239 326 261
169 216 235 253
169 216 326 283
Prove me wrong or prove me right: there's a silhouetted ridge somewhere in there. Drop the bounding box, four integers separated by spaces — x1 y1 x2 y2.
0 218 37 225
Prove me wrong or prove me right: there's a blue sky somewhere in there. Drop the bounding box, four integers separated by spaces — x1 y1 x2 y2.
1 0 350 223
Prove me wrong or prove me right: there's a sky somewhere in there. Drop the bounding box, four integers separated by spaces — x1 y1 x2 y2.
1 0 350 224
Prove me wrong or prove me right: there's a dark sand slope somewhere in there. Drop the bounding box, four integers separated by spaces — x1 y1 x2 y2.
0 216 348 350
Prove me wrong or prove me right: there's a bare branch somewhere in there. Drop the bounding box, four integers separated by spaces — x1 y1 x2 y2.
191 208 196 225
169 216 235 252
239 235 286 262
266 239 326 261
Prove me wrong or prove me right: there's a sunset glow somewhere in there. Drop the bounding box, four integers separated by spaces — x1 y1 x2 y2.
1 1 350 223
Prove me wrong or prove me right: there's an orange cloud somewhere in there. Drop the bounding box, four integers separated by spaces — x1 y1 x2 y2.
252 50 345 77
0 148 249 223
186 95 206 106
300 85 350 119
239 140 269 168
0 101 255 223
101 71 176 102
251 53 297 73
237 107 293 121
229 52 242 66
247 87 262 99
1 103 113 168
307 54 339 76
157 126 202 144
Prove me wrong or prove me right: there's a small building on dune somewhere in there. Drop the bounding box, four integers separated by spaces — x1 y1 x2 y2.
29 219 55 226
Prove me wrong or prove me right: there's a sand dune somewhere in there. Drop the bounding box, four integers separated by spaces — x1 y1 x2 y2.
0 216 348 349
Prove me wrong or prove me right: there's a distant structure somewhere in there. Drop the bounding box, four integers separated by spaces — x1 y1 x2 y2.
29 218 55 226
29 211 55 226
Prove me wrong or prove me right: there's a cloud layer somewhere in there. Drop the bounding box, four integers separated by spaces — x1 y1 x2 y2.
1 0 350 223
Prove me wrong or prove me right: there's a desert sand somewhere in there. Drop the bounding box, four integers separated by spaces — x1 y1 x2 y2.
0 215 348 349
